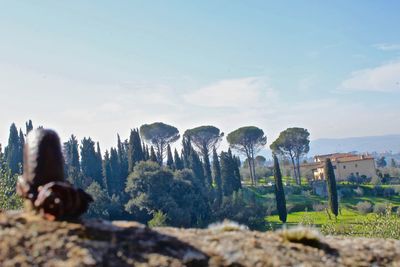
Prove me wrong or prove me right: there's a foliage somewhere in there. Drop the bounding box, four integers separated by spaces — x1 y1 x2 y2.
166 144 174 170
128 129 144 173
273 154 287 223
324 158 338 217
140 122 180 164
4 123 23 175
373 203 387 215
376 156 387 168
85 181 111 219
0 160 23 211
213 190 267 230
64 135 81 181
173 149 184 170
322 206 400 239
355 201 373 214
220 151 240 196
270 128 310 185
148 210 168 227
80 137 103 186
125 162 210 227
227 126 266 185
212 147 222 206
184 126 223 187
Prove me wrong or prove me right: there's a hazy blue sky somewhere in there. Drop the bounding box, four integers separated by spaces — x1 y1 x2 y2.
0 1 399 151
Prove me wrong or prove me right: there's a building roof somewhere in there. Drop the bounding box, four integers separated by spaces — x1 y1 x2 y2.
305 153 375 169
314 153 354 161
335 155 374 163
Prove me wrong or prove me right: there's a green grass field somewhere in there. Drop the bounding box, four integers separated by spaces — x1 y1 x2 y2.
254 183 400 233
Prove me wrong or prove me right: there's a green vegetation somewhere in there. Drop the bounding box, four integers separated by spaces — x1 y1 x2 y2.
325 158 339 217
272 154 287 223
1 120 400 239
270 127 310 185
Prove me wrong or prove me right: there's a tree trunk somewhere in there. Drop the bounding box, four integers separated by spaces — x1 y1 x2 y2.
247 156 254 185
296 156 301 185
251 158 256 186
290 156 299 185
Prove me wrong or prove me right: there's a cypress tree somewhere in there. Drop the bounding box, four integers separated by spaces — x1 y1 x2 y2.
95 142 103 186
189 149 205 184
203 152 212 187
174 149 184 170
18 129 25 167
5 123 21 174
80 137 102 185
220 151 235 196
324 158 339 218
109 147 122 195
117 134 128 181
149 146 157 162
128 129 144 172
102 150 113 196
228 149 241 191
166 144 174 169
25 120 33 135
144 144 150 161
273 154 287 223
181 137 192 168
63 135 81 181
212 148 223 205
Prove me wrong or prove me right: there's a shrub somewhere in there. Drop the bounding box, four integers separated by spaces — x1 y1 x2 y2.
287 203 312 213
383 187 395 198
148 211 168 227
284 185 303 195
373 185 384 196
338 187 353 198
393 185 400 195
312 203 327 212
371 176 382 185
356 201 372 214
353 187 364 196
373 203 387 215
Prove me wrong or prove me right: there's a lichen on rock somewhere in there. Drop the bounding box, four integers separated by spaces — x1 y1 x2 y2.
1 211 400 267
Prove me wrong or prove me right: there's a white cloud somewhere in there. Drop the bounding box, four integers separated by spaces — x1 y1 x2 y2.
183 77 277 108
0 63 399 156
339 61 400 92
373 43 400 51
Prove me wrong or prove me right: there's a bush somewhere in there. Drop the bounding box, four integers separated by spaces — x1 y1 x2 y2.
338 187 353 198
373 203 387 215
148 211 168 227
353 187 364 196
284 185 303 195
356 201 373 214
383 187 395 198
373 185 384 196
371 176 382 185
394 185 400 195
287 203 312 213
312 203 327 212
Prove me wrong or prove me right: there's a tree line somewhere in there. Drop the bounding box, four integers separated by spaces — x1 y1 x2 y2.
1 120 326 227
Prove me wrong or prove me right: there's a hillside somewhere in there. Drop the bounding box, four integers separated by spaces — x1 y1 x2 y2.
1 212 400 266
309 134 400 155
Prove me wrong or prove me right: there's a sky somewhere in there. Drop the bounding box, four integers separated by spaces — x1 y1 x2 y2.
0 1 399 152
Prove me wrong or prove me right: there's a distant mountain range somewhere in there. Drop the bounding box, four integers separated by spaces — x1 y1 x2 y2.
309 134 400 156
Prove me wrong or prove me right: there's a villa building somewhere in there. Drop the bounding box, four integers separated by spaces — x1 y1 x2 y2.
302 153 377 181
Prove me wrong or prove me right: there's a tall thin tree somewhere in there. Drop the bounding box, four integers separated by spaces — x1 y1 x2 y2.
273 154 287 223
324 158 338 218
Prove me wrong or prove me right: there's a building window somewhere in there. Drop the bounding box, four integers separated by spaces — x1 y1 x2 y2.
355 164 358 168
356 172 359 176
343 165 346 169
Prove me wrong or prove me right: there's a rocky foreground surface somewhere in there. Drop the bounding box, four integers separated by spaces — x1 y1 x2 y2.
1 212 400 266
